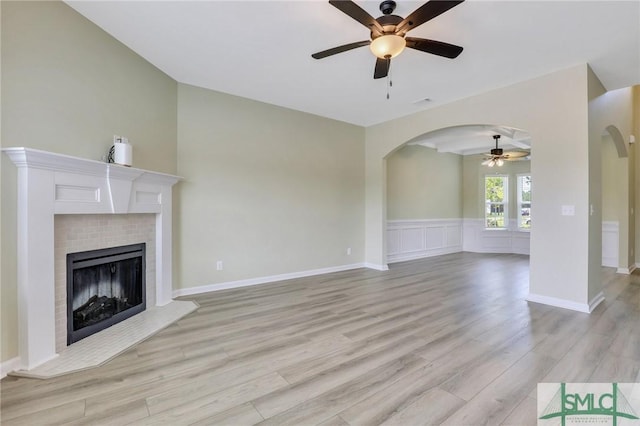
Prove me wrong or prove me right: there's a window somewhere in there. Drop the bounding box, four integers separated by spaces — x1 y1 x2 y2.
517 174 532 230
485 175 508 229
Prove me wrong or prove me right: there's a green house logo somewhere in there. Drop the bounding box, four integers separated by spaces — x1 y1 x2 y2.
538 383 640 425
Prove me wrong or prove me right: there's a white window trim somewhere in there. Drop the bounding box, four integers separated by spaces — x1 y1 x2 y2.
517 173 531 232
484 174 509 230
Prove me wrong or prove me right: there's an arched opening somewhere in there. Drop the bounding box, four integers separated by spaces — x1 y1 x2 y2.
605 125 628 158
384 124 532 265
601 125 631 272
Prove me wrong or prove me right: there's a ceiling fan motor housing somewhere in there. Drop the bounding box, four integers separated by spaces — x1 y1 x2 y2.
491 135 502 156
372 14 403 39
379 0 397 15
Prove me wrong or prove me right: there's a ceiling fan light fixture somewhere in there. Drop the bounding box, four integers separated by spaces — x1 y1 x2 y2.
497 158 504 166
370 34 406 59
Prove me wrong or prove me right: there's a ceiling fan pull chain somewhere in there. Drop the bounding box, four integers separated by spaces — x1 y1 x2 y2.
387 74 390 99
386 58 392 100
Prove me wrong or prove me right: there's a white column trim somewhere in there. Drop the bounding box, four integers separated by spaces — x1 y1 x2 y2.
1 357 21 379
526 291 604 314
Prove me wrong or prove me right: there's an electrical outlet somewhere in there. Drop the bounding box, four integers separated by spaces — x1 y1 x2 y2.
347 247 352 255
216 261 223 271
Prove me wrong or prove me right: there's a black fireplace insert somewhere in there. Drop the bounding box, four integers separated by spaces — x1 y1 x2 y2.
67 243 146 345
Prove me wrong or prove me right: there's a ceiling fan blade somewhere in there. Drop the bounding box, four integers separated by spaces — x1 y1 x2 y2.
328 0 384 34
374 57 390 79
503 151 530 159
405 37 463 59
396 0 465 34
311 40 370 59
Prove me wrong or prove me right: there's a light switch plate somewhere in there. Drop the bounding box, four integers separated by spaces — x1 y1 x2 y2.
561 205 575 216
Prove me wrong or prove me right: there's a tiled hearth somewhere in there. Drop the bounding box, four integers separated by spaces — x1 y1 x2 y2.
54 214 157 352
3 147 197 377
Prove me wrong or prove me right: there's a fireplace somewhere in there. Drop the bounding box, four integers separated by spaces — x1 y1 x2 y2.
3 147 181 371
67 243 146 345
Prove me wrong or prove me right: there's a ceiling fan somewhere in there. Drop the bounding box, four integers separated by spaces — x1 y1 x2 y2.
482 135 530 167
311 0 465 79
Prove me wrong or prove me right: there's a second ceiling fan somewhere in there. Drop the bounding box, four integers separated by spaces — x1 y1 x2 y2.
482 135 530 167
312 0 465 79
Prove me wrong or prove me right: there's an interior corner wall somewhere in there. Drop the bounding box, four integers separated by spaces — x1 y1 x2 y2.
365 64 592 307
635 86 640 267
176 83 365 290
587 68 606 304
601 137 625 222
587 70 635 291
386 145 462 220
1 0 178 363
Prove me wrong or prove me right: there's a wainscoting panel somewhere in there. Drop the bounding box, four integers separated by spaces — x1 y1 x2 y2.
462 219 530 255
426 227 444 250
387 219 462 263
401 227 424 253
602 221 619 268
511 233 531 255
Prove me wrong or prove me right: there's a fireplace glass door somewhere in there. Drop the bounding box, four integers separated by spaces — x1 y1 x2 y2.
67 243 146 344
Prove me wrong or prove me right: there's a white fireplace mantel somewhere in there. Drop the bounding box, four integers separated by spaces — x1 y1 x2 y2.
3 147 181 370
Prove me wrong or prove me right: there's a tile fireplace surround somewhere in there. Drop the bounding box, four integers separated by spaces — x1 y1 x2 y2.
3 147 188 373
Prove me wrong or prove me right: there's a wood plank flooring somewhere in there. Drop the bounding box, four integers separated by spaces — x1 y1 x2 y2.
1 252 639 425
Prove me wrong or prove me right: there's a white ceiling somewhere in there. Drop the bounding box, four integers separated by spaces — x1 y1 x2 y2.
66 0 639 130
407 124 530 155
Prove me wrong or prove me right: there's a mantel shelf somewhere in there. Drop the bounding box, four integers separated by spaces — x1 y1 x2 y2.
2 147 182 186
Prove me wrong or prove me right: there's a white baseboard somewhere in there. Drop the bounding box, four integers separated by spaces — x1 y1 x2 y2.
364 263 389 271
588 292 605 312
616 265 637 274
173 263 369 297
526 292 602 314
1 357 21 379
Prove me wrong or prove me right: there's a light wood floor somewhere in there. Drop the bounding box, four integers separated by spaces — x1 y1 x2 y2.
1 252 639 425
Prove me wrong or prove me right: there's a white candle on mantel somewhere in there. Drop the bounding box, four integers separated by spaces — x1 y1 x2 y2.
113 141 132 166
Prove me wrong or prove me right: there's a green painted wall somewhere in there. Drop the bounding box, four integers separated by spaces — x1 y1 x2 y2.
1 1 178 362
176 84 365 288
386 145 462 220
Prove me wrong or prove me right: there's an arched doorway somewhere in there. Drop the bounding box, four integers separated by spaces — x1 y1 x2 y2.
600 125 632 272
384 124 532 264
